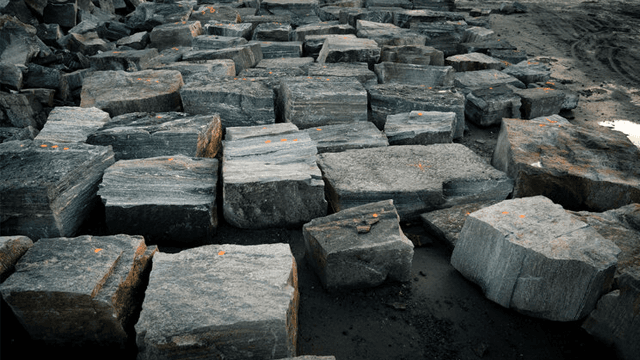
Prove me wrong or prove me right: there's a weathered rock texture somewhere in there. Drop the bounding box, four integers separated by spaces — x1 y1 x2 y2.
304 122 388 153
384 110 455 145
0 140 114 240
317 36 380 67
0 234 155 347
465 85 521 127
303 200 414 291
98 156 218 246
35 106 110 143
492 117 640 211
317 144 513 219
451 196 621 321
0 235 33 282
374 62 455 87
136 244 298 360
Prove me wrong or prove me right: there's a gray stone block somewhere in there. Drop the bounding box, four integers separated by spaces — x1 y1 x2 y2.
317 36 380 67
0 63 24 90
87 112 222 160
451 196 621 321
190 5 240 22
80 70 184 117
260 0 319 25
0 140 114 240
204 21 253 39
58 31 113 56
338 7 397 28
0 92 46 129
307 62 378 87
384 110 455 145
488 48 528 65
303 34 357 59
0 15 52 71
155 60 236 84
256 57 315 71
492 117 640 211
303 200 414 291
356 20 426 47
35 106 110 144
317 144 513 220
99 156 218 245
136 243 298 360
23 63 70 100
116 31 150 50
149 21 203 50
182 42 263 74
252 22 292 41
254 40 303 58
410 20 467 57
502 60 551 85
393 9 464 28
462 26 496 43
43 0 77 28
458 40 517 55
513 87 566 119
0 235 33 282
88 48 159 71
0 234 155 347
379 45 444 66
445 52 506 72
225 123 300 141
292 21 355 42
374 62 455 87
454 69 525 90
0 126 39 143
465 85 521 127
304 121 388 153
192 35 248 50
413 0 455 11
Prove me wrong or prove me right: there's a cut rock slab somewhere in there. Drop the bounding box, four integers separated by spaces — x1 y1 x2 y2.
451 196 621 321
0 235 33 282
492 116 640 211
317 144 513 220
0 234 156 347
35 106 110 143
384 110 455 145
304 121 389 153
303 200 414 291
136 243 298 360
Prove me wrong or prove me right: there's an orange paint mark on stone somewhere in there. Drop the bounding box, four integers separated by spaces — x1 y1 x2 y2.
168 158 174 161
372 213 378 218
63 147 69 150
51 145 58 148
418 113 423 116
519 215 526 218
465 212 471 215
539 124 546 127
218 251 226 255
265 140 272 143
502 211 509 214
293 139 298 141
316 128 322 131
281 138 287 142
40 144 47 148
95 248 103 253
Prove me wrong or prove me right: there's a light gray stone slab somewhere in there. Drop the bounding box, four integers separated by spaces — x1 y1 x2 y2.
454 69 525 90
451 196 621 321
292 21 355 42
307 62 378 87
462 26 496 43
384 110 455 145
154 59 236 84
255 57 315 71
302 34 357 59
136 243 298 360
356 20 426 47
317 36 380 67
317 144 514 220
303 200 414 291
502 60 552 85
226 123 299 141
204 21 253 39
252 22 292 41
0 235 33 282
445 52 506 72
88 48 159 71
303 121 389 153
192 35 248 50
379 45 444 66
374 62 455 87
35 106 110 144
182 42 263 74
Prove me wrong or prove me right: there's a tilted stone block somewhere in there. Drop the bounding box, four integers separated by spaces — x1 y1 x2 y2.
116 31 150 50
410 21 467 57
317 36 380 67
136 243 298 360
0 140 114 240
393 9 464 28
192 35 248 50
127 2 192 32
190 5 240 22
292 21 355 42
445 52 506 72
22 63 70 100
255 40 303 58
149 21 203 50
307 62 378 87
374 62 455 87
58 31 113 56
35 106 110 143
513 87 566 119
454 69 525 90
0 92 46 129
204 21 253 39
303 34 357 59
304 121 388 153
465 85 521 127
462 26 496 43
384 111 455 145
303 200 414 291
88 48 159 71
338 7 397 28
488 49 528 65
182 42 263 74
0 234 155 347
502 60 551 85
356 20 426 47
155 60 236 84
451 196 620 321
379 45 444 66
0 235 33 282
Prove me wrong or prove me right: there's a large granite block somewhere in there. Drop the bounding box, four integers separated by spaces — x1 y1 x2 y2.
492 117 640 211
392 9 464 28
252 22 292 41
126 2 192 32
303 121 388 153
0 234 155 347
182 42 263 74
384 110 455 145
149 21 203 50
379 45 444 66
355 20 426 47
0 140 114 240
204 21 253 39
454 69 525 90
260 0 319 25
0 92 47 129
136 243 298 359
0 235 33 282
465 85 521 127
513 87 566 119
410 20 467 57
35 106 110 143
502 60 551 85
451 196 620 321
192 35 248 50
88 48 159 71
317 144 513 220
373 62 455 87
307 62 377 87
254 40 303 58
87 112 222 160
292 21 355 42
99 156 218 246
155 60 236 84
317 36 380 67
303 200 414 291
445 52 505 72
225 123 299 141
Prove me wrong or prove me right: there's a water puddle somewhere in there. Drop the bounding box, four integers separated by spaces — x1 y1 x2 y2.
599 120 640 147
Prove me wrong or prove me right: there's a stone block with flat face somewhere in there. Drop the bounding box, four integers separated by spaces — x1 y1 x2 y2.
513 87 566 119
35 106 110 144
204 21 253 39
465 85 521 127
502 60 551 85
374 62 454 87
410 21 467 57
292 21 355 42
445 52 505 72
88 48 159 71
317 36 380 67
356 20 426 47
384 111 455 145
252 22 292 41
304 121 388 153
379 45 444 66
192 35 248 50
254 40 303 58
182 42 263 74
307 62 378 87
155 60 236 84
454 69 525 90
392 9 464 28
0 235 33 282
149 21 203 50
303 34 357 59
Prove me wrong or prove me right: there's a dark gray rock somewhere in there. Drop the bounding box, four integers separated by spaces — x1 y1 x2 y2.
204 21 253 39
356 20 426 47
303 200 414 291
451 196 620 321
126 2 192 32
225 122 299 141
413 0 455 11
445 52 506 72
136 243 298 360
0 235 33 282
0 92 46 129
87 112 222 160
182 42 262 74
256 57 314 71
410 20 467 57
115 31 150 50
502 60 551 85
465 85 521 127
190 5 240 22
462 26 496 43
0 63 24 90
23 63 69 100
0 234 155 347
58 31 113 56
513 87 566 119
292 21 355 42
317 144 513 220
155 59 236 84
149 21 203 50
374 62 455 87
303 34 357 59
19 88 55 107
192 35 248 50
252 22 292 41
454 69 525 90
488 48 528 65
254 40 303 58
303 121 388 153
458 40 517 55
307 62 378 87
43 0 77 28
0 126 39 143
492 116 640 211
384 110 455 145
0 15 52 77
260 0 319 26
392 9 464 28
338 7 397 28
88 48 159 71
35 106 110 144
317 36 380 67
379 45 444 66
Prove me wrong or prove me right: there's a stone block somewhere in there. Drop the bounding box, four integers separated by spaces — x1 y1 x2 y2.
379 45 444 66
87 112 222 160
465 85 521 127
392 9 464 28
303 121 389 153
445 52 506 72
181 78 274 129
204 21 253 39
303 200 414 291
462 26 495 43
450 196 621 321
367 84 465 138
502 60 551 85
222 131 326 228
374 62 455 87
225 123 299 141
488 49 528 65
80 70 184 117
98 156 218 245
492 117 640 211
303 34 357 59
0 63 23 90
88 48 159 71
413 0 455 11
35 106 110 144
513 87 566 119
23 63 69 100
338 7 397 28
317 144 513 220
256 57 315 71
0 234 155 346
410 20 467 57
384 110 455 145
366 0 412 7
307 62 378 87
192 35 248 50
255 40 303 58
190 5 240 22
135 243 298 359
242 14 293 31
252 22 292 41
19 88 55 107
0 15 52 69
292 21 355 42
150 21 203 50
155 60 236 84
0 92 46 129
0 235 33 282
58 31 113 56
97 20 132 41
454 69 525 90
182 42 263 74
0 140 114 239
260 0 319 25
317 36 380 67
43 0 77 28
356 20 426 47
458 40 517 55
127 3 192 32
0 126 39 143
279 76 368 129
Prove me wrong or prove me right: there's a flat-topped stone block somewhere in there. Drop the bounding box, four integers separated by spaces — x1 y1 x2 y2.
492 117 640 211
292 21 355 42
410 21 467 57
379 45 444 66
513 87 566 119
182 42 263 74
392 9 464 28
190 5 240 22
256 57 315 71
502 60 552 85
35 106 110 143
454 69 525 90
116 31 150 50
150 21 203 50
0 234 155 347
204 21 253 39
181 78 274 128
338 7 396 28
136 243 298 360
465 85 521 127
252 22 292 41
303 121 389 153
87 112 222 160
155 60 236 84
192 35 248 50
279 76 368 129
126 3 192 32
374 62 455 87
317 36 380 67
225 123 299 141
0 140 114 240
0 235 33 282
451 196 621 321
303 200 414 291
99 156 218 246
88 48 159 71
80 70 184 117
356 20 426 47
254 40 303 58
317 144 513 220
384 110 455 145
445 52 505 72
307 62 377 87
303 34 357 59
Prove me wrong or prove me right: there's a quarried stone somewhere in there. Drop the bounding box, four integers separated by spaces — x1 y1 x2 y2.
373 62 455 87
303 200 414 291
445 52 505 72
513 87 566 119
204 21 253 39
35 106 110 143
502 60 551 85
254 40 303 58
135 243 298 360
304 121 388 153
0 92 46 129
450 196 621 321
98 156 218 245
192 35 248 50
225 123 299 141
317 36 380 67
307 62 378 87
126 2 192 32
454 69 525 90
88 48 159 71
155 60 236 84
392 9 464 28
384 111 455 145
292 21 355 42
356 20 426 47
116 31 150 50
465 85 521 127
0 235 33 282
303 34 357 59
410 21 468 57
252 22 292 41
379 45 444 66
149 21 203 50
182 42 262 74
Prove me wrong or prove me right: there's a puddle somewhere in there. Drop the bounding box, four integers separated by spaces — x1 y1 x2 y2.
599 119 640 147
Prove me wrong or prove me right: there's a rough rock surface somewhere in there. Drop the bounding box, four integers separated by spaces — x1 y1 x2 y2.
136 243 298 360
303 200 414 291
35 106 110 143
306 62 378 87
317 36 381 67
465 85 521 127
451 196 621 321
0 235 33 282
384 110 455 145
225 123 299 141
374 62 455 87
304 121 388 153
